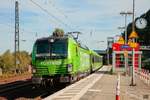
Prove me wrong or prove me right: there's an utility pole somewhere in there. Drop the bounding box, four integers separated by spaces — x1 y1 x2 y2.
131 0 136 86
15 0 20 73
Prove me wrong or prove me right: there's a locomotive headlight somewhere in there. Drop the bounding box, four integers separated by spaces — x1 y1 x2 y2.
32 67 36 73
49 38 54 43
67 64 72 72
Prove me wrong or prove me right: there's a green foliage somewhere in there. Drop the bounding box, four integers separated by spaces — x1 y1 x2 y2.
52 28 64 37
142 58 150 71
15 51 31 71
0 56 3 68
1 50 14 72
0 50 31 73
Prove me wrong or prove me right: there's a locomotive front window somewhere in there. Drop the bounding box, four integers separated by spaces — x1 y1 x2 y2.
36 40 49 54
51 39 68 57
35 39 68 59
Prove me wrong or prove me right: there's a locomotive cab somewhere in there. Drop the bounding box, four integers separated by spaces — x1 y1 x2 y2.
32 36 72 85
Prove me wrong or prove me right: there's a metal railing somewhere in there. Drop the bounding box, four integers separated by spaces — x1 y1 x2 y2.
135 68 150 85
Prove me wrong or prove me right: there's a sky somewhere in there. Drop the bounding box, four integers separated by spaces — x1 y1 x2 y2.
0 0 149 54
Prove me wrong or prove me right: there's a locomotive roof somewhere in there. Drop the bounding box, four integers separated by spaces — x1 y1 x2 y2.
36 35 69 41
35 34 89 50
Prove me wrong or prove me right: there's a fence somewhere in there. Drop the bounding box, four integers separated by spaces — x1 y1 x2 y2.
112 51 142 73
135 68 150 85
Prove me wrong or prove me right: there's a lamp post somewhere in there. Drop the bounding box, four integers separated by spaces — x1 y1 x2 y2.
131 0 136 86
130 0 137 86
119 12 132 76
120 11 133 44
132 0 135 33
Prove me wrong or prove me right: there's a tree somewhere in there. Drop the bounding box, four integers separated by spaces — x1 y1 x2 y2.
0 50 31 74
13 51 31 72
0 56 3 68
52 28 64 37
1 50 15 72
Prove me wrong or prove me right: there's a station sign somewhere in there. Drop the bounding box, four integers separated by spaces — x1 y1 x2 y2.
121 44 130 49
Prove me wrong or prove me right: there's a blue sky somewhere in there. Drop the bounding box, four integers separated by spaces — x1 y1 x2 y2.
0 0 149 54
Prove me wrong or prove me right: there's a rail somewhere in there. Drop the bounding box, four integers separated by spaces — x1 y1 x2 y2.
0 80 32 94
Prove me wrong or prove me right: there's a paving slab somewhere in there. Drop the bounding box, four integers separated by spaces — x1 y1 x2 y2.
44 66 150 100
80 68 150 100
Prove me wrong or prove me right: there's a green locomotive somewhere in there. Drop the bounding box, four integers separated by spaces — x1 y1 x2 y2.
31 34 103 85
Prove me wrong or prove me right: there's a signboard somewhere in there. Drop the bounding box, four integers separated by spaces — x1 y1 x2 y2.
129 43 137 48
121 45 130 49
129 31 138 38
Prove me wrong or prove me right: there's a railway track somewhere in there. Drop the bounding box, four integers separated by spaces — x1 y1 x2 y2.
0 80 32 95
0 80 67 100
34 84 68 99
0 67 106 99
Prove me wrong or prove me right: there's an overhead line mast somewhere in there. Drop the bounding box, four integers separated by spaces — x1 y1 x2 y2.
15 0 20 71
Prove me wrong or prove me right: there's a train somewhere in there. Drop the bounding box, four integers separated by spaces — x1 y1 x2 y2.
31 34 103 86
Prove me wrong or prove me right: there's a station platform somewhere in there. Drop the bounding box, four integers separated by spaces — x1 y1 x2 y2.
44 66 150 100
